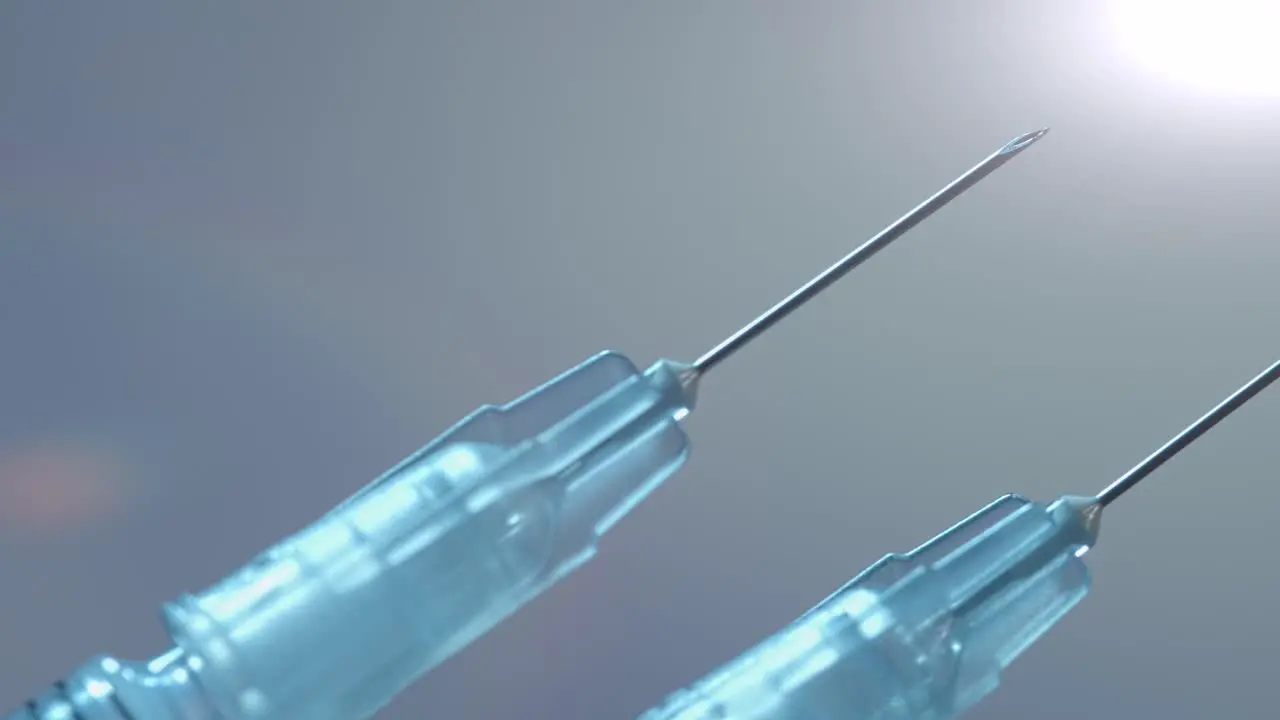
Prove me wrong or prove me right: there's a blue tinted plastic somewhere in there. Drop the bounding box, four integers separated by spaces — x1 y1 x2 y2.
641 495 1099 720
10 351 697 720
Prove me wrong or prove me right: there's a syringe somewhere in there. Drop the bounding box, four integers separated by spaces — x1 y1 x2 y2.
6 130 1048 720
639 358 1280 720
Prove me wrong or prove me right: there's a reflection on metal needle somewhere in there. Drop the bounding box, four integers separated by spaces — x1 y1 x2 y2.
692 128 1050 376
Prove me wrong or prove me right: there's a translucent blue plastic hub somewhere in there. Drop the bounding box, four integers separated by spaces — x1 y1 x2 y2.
161 351 698 719
641 494 1101 720
10 351 698 720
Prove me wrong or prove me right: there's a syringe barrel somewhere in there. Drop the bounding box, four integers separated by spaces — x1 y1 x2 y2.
161 352 691 720
640 495 1097 720
8 352 693 720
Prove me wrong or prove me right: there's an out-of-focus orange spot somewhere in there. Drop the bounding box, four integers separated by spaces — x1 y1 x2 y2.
0 440 127 538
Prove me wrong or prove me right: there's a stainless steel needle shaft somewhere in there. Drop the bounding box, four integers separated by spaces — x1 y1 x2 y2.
692 128 1050 376
1095 358 1280 507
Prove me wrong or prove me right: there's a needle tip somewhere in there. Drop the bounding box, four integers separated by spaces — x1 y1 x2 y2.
1000 128 1050 155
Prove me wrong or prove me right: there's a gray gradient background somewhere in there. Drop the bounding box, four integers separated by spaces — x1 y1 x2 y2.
2 3 1279 719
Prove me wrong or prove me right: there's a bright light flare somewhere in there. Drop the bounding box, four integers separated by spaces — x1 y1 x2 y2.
1108 2 1280 97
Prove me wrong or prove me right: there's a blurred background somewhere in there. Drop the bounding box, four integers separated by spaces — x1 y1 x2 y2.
2 2 1279 718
